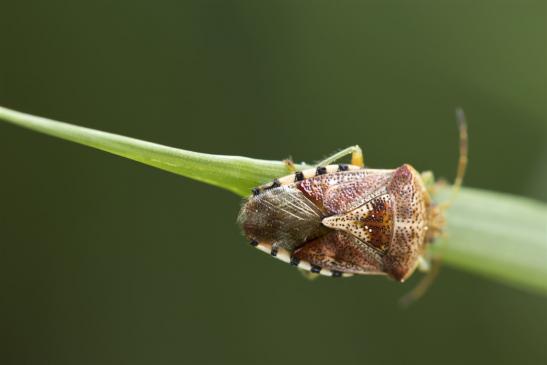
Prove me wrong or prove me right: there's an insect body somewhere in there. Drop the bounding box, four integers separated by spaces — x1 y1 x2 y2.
238 113 467 283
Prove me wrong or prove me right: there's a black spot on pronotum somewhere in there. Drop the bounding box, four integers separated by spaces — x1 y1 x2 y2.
316 166 327 176
294 171 305 182
250 240 258 247
290 256 300 266
338 164 349 172
332 270 342 277
252 188 260 196
266 179 281 190
270 247 278 257
311 265 321 273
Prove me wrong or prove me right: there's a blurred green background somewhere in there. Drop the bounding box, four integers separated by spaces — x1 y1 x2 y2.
1 1 546 364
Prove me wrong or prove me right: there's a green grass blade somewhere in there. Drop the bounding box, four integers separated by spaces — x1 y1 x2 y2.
1 105 546 295
0 106 299 196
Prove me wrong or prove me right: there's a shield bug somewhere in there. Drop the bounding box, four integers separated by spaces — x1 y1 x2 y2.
238 111 468 285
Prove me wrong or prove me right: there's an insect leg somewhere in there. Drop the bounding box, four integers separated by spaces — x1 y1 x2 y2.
315 145 364 168
417 255 431 272
282 159 297 173
420 170 438 195
399 255 442 307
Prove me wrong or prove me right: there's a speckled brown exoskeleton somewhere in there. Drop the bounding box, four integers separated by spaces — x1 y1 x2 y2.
238 111 468 298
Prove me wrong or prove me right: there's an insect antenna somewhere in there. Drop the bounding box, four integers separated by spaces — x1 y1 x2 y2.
440 108 469 209
402 110 469 305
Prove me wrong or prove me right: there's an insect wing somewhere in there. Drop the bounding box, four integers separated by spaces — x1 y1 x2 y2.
293 230 385 275
238 185 328 251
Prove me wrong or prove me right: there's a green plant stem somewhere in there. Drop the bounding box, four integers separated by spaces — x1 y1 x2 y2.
1 105 546 295
440 188 547 294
